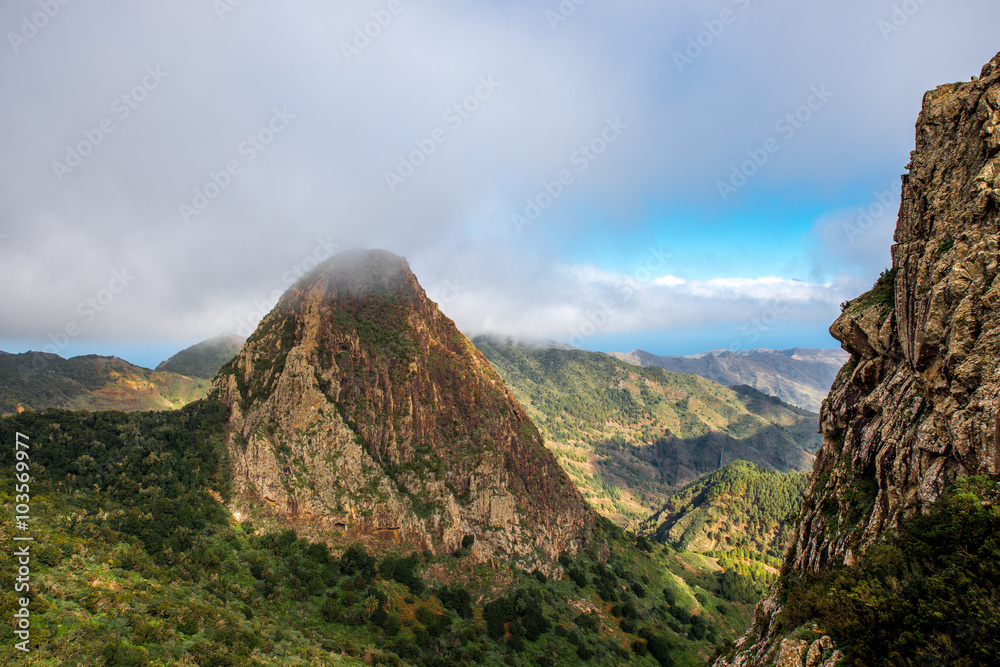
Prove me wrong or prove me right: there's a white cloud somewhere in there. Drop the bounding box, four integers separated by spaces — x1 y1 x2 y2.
653 274 686 287
0 0 996 352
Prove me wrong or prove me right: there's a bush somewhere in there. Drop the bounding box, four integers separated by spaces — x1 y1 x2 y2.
340 544 376 581
438 584 473 619
779 476 1000 666
102 642 149 667
380 553 425 594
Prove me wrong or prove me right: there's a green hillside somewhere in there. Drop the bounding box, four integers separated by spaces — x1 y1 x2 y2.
0 352 210 415
156 333 245 379
474 339 821 525
641 460 807 560
0 404 759 666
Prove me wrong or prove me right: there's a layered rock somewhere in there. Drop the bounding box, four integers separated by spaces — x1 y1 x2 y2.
211 249 592 567
717 52 1000 666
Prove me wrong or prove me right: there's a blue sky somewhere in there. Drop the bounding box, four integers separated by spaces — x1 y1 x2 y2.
0 0 997 368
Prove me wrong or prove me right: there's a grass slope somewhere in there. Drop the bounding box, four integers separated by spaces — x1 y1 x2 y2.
474 339 821 525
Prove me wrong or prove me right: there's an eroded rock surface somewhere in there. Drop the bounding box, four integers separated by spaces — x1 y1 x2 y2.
717 52 1000 666
212 249 592 568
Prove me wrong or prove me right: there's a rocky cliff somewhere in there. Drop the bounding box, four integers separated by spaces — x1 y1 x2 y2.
211 249 592 568
716 52 1000 666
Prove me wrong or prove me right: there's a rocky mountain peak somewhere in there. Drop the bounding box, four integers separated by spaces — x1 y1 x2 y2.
211 249 592 567
717 51 1000 666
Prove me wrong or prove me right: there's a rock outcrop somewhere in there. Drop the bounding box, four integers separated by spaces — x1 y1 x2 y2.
211 249 592 567
717 51 1000 666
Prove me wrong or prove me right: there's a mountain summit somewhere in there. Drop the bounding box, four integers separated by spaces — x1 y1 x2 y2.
212 249 592 566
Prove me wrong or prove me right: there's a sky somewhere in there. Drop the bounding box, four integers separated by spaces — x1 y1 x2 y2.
1 0 999 369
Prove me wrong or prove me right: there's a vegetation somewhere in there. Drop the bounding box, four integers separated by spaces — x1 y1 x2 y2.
775 476 1000 666
0 352 209 415
156 334 245 379
0 403 759 666
642 460 807 560
475 340 820 525
841 268 897 314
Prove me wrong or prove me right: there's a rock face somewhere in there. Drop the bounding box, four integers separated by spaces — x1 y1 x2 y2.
717 52 1000 666
211 249 592 566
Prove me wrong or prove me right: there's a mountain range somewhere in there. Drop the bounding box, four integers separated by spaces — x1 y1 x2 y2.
609 348 849 413
0 351 208 414
475 337 821 525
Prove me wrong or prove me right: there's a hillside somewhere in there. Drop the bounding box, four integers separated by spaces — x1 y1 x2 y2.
609 348 849 413
157 333 245 379
0 351 210 414
641 460 807 561
716 52 1000 667
474 338 821 525
0 400 760 665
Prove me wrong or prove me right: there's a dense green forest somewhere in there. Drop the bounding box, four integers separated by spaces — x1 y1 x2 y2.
476 338 820 525
0 402 763 666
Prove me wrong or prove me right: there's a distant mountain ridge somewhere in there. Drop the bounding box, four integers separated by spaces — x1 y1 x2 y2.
609 347 849 412
471 332 577 351
475 338 822 525
0 351 209 414
157 333 245 379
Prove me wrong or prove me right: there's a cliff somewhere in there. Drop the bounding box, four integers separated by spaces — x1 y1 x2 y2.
717 52 1000 666
211 249 592 568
